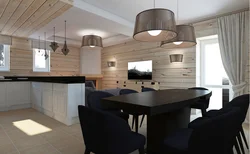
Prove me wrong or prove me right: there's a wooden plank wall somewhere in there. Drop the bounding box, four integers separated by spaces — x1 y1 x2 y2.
101 41 196 90
101 17 249 91
0 37 80 76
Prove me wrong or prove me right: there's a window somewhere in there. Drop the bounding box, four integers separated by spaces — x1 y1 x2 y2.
33 48 50 72
0 44 10 71
197 35 232 110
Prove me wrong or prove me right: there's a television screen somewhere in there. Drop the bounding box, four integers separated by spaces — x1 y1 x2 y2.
128 60 152 80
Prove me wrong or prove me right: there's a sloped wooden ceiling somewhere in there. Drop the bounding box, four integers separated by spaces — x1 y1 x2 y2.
0 0 72 38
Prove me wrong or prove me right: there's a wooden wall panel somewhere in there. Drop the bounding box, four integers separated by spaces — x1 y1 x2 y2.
0 37 80 76
101 41 196 90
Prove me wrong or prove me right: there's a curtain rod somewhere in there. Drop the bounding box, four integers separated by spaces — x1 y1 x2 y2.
188 7 249 25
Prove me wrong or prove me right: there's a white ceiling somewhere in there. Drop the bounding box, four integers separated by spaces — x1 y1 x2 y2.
29 0 249 47
29 6 132 47
82 0 249 24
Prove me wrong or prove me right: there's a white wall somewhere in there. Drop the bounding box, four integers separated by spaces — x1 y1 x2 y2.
80 48 101 74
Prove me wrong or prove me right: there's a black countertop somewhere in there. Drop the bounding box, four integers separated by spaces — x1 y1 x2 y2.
1 76 85 84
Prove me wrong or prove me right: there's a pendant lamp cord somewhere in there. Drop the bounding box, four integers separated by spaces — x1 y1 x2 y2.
177 0 179 25
38 36 40 52
44 32 46 51
53 27 55 42
64 20 66 42
153 0 155 8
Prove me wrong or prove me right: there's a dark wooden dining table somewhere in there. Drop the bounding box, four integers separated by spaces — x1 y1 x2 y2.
102 89 212 154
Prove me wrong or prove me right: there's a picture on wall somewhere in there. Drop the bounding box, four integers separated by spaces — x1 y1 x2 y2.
128 60 152 80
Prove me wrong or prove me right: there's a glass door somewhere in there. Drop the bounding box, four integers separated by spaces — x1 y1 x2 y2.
198 35 231 110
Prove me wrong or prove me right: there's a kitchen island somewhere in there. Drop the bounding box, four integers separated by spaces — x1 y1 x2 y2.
0 76 85 126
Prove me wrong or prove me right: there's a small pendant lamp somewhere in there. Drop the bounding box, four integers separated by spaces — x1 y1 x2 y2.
161 0 196 48
50 27 59 52
81 35 103 49
44 32 49 60
61 20 70 55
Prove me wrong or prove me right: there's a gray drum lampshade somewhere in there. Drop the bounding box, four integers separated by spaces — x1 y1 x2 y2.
170 54 183 63
161 25 196 48
133 8 177 42
81 35 103 49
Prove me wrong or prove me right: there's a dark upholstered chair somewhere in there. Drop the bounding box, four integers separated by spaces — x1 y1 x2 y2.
78 106 146 154
204 94 250 154
119 89 144 133
85 87 95 107
85 80 96 89
164 107 241 154
141 87 156 92
188 87 210 116
87 91 129 122
140 87 156 127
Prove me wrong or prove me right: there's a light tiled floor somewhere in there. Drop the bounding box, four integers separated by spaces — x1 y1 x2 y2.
0 109 249 154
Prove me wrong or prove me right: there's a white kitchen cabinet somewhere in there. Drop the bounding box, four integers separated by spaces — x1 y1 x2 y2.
42 89 54 117
0 83 6 111
53 89 67 123
30 82 85 125
0 80 85 126
31 87 42 111
31 82 42 111
41 83 53 117
6 82 30 110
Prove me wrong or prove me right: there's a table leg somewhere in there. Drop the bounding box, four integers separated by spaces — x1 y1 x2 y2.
146 107 191 154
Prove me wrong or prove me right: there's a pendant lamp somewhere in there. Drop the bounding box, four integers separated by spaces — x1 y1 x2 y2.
61 20 70 55
133 0 177 42
44 32 49 60
81 35 103 49
50 27 59 52
161 0 196 48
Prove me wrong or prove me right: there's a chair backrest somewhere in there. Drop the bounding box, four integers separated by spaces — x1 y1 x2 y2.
85 87 95 107
188 107 241 154
141 87 156 92
188 87 208 91
85 80 96 89
87 91 114 109
188 87 210 108
78 105 131 153
119 89 138 95
227 94 249 123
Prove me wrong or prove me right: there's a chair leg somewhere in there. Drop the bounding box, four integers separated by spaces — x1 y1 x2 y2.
135 115 139 133
140 114 145 127
85 148 91 154
240 126 249 149
237 133 245 154
139 147 145 154
201 108 206 117
132 116 135 129
235 138 242 154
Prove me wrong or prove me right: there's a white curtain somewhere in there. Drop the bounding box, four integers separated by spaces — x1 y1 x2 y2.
217 11 249 98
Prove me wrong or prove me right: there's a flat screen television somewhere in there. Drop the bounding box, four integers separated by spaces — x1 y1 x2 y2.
128 60 152 80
